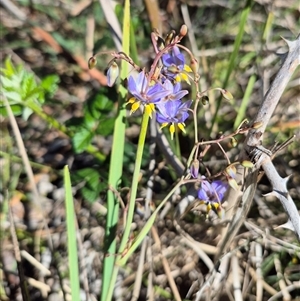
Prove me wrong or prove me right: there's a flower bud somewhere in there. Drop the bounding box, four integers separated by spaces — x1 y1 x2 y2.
152 32 165 51
225 165 236 179
165 30 176 45
221 89 233 101
106 61 119 87
201 96 209 105
179 24 188 37
190 159 200 179
241 160 254 168
230 137 237 148
190 58 199 75
88 56 97 69
252 121 263 129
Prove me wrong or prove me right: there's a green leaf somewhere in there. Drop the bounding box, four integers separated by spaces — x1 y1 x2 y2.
22 106 34 121
2 91 22 103
0 104 23 116
83 92 115 131
72 127 93 153
97 117 115 136
41 75 60 97
0 76 14 88
3 57 16 77
86 93 114 120
22 73 39 101
25 86 45 104
71 168 106 203
83 111 97 130
65 116 85 129
63 166 80 301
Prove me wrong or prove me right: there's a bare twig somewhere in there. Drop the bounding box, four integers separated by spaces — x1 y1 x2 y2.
218 34 300 259
9 207 29 300
274 254 291 300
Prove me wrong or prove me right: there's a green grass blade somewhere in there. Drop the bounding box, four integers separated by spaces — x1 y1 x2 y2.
210 0 253 133
233 74 256 129
117 179 183 266
64 165 80 301
118 112 149 255
105 112 150 300
262 11 274 42
101 0 131 300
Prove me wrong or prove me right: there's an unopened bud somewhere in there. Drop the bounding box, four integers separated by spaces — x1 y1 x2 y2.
106 61 119 87
190 159 200 179
201 95 209 105
179 24 188 37
152 30 165 51
230 137 237 148
190 58 199 75
157 37 165 51
241 160 254 168
252 121 263 129
165 30 176 45
221 89 233 101
88 56 97 69
225 165 236 179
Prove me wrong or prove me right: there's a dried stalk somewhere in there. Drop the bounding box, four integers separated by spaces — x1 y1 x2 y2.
217 34 300 258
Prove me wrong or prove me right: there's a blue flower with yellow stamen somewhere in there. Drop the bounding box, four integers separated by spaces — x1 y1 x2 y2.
198 178 228 216
162 46 192 84
127 71 170 117
156 99 192 139
161 80 188 101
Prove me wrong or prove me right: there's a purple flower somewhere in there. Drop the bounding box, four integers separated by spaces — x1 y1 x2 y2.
161 46 192 83
198 179 228 205
127 71 170 117
161 80 188 101
156 99 192 139
197 178 228 217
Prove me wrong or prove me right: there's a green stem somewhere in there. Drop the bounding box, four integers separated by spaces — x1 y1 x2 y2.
27 102 70 135
117 177 184 266
105 111 149 301
101 1 130 299
119 112 149 253
100 85 127 301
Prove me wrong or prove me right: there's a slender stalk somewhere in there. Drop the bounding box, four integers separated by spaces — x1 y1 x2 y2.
100 1 130 300
118 112 150 254
117 177 184 266
64 166 80 301
105 111 150 301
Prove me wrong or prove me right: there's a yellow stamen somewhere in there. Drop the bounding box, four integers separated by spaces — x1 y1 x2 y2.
127 97 136 104
145 103 155 118
130 101 140 114
160 123 168 129
180 73 191 85
213 203 220 209
184 64 192 72
178 123 186 133
174 75 181 82
169 123 175 140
